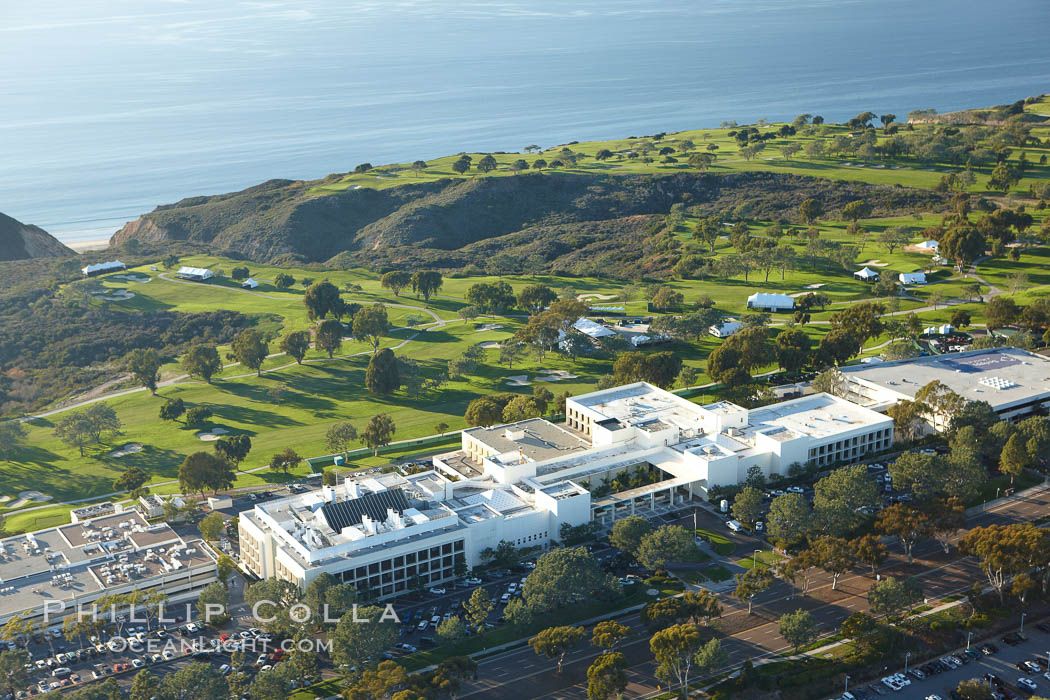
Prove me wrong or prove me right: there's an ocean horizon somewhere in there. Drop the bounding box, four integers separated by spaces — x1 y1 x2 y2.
2 0 1048 244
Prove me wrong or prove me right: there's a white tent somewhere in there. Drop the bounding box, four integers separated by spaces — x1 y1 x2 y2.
709 321 742 338
572 318 616 339
176 266 214 280
853 267 880 281
746 292 795 312
82 260 126 277
898 272 927 285
242 278 259 289
915 240 939 251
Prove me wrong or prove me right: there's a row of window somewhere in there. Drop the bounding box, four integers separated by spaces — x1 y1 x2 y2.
512 532 548 546
329 540 466 599
807 430 892 466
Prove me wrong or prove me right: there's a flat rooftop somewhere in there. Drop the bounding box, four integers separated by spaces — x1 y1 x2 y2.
746 393 889 440
465 418 589 462
841 347 1050 407
574 382 704 431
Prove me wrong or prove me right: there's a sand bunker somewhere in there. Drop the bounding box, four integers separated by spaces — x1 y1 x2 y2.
197 428 229 441
477 324 504 332
535 369 578 382
859 260 890 267
110 274 150 283
93 289 136 301
19 490 51 503
803 283 826 290
478 341 501 349
109 443 143 458
577 293 618 301
505 375 531 387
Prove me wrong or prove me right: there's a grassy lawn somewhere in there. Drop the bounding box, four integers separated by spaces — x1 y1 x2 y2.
699 565 733 582
695 528 735 556
735 549 785 570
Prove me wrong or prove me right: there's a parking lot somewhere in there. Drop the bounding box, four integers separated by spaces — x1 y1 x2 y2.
831 623 1050 700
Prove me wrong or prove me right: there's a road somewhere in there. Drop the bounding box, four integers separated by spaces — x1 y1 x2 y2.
455 484 1050 699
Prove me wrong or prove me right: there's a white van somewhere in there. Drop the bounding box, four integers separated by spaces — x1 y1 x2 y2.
726 520 743 532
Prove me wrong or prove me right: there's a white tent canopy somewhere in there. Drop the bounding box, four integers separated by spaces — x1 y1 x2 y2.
746 292 795 311
177 266 214 280
853 267 880 280
915 240 939 250
82 260 126 276
572 318 616 339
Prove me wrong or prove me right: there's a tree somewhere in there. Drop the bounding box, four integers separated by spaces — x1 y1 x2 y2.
650 623 703 698
363 413 396 456
517 284 558 315
314 318 344 358
842 200 872 222
635 525 695 570
128 668 159 700
436 614 467 641
181 344 222 384
530 625 585 673
464 397 504 427
693 637 728 682
608 516 653 557
451 158 469 174
380 271 412 297
1000 432 1030 485
461 587 494 635
269 447 301 474
876 504 930 563
809 536 853 590
280 331 311 364
590 620 630 653
409 270 443 302
178 451 234 496
889 451 983 503
159 397 186 423
198 512 225 540
734 566 774 614
303 280 341 320
522 547 618 613
325 422 358 460
365 347 400 395
778 609 818 652
0 649 29 697
878 225 912 254
127 348 161 394
184 405 212 428
813 464 880 535
330 604 400 670
773 327 812 373
157 662 229 700
817 328 861 366
272 272 294 289
231 329 268 376
798 198 823 224
353 303 390 355
767 493 812 548
868 576 923 618
196 580 229 623
988 162 1020 192
732 486 765 525
214 434 251 472
586 651 627 700
54 410 95 456
501 395 541 423
928 497 966 554
113 465 148 494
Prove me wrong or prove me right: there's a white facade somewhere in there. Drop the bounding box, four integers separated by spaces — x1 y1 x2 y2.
176 266 214 280
709 321 742 338
82 260 126 276
899 272 927 285
238 384 892 597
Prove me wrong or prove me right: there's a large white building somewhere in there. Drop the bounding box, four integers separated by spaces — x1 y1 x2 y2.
238 383 890 596
840 347 1050 431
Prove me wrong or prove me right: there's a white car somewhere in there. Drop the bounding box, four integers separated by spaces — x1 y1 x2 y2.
1025 661 1043 674
131 658 145 669
500 593 511 603
416 621 428 632
464 577 482 586
428 587 446 595
260 664 273 672
892 672 911 686
256 654 268 666
925 695 943 700
1019 677 1039 692
881 677 900 691
939 656 958 669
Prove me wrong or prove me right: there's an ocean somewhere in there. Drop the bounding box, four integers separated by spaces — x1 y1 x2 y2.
1 0 1048 244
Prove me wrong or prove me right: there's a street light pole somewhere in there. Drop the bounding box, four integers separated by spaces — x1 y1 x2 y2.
966 631 973 651
905 652 911 674
1021 612 1027 635
845 675 850 693
754 549 761 569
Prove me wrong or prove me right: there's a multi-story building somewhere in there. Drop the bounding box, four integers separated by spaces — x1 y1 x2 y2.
840 347 1050 432
238 382 891 596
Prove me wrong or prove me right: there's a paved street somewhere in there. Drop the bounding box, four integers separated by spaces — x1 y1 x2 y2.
457 484 1050 699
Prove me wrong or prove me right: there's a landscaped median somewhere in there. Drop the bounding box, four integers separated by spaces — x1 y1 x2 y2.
398 577 684 673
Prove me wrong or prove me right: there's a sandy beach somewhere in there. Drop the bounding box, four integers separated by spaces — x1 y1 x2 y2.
67 239 112 253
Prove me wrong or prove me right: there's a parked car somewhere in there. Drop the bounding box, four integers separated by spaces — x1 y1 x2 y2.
428 587 446 595
1018 677 1039 693
463 577 482 586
